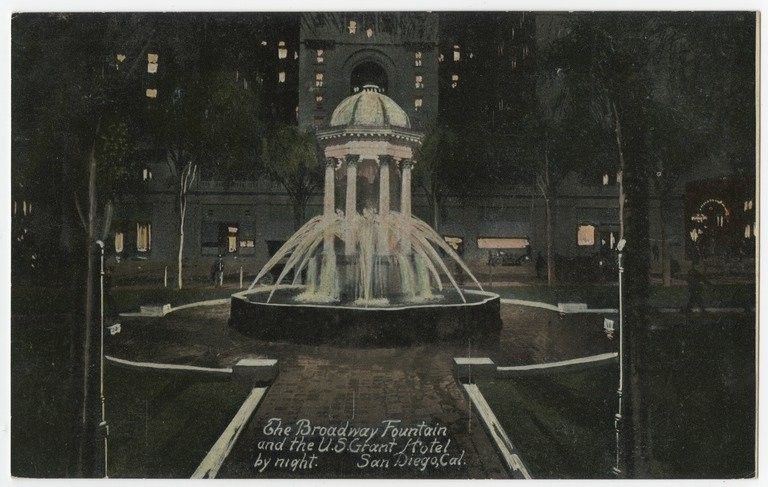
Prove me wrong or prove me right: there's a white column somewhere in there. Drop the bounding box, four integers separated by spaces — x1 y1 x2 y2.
378 155 393 215
345 154 359 255
400 158 414 254
400 158 413 217
323 158 336 257
378 155 393 255
323 157 336 216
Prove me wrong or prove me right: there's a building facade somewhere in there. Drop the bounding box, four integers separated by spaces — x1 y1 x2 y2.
94 12 750 283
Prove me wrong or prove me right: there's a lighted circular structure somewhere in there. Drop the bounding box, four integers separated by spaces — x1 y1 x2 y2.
229 86 501 345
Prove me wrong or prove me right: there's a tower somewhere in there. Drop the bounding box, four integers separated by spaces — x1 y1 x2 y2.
298 12 439 131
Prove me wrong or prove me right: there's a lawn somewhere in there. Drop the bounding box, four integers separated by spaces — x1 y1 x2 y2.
477 367 616 478
477 312 756 478
12 324 251 478
11 283 251 478
106 366 250 478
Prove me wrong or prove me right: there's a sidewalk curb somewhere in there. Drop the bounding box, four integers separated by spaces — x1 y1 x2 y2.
105 355 233 377
496 352 618 377
462 383 533 479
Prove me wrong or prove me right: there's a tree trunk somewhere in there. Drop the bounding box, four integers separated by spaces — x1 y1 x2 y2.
176 162 197 290
539 152 556 287
658 197 672 286
77 146 99 477
545 195 555 286
293 199 307 230
177 196 185 290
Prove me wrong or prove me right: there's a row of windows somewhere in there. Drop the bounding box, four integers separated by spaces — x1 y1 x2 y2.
12 200 32 216
112 222 626 257
114 222 152 253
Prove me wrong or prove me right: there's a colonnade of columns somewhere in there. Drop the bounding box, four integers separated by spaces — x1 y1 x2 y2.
323 154 414 255
323 154 414 218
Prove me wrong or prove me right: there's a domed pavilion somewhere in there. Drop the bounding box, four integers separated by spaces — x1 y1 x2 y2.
316 85 424 254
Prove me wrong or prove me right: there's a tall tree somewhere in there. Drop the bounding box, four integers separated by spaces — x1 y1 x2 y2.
413 125 459 230
13 13 151 476
150 16 265 288
261 125 322 229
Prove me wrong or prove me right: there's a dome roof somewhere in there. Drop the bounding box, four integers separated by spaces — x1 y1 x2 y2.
329 85 411 129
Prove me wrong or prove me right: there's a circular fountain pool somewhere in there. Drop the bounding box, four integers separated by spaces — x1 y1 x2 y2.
229 286 502 347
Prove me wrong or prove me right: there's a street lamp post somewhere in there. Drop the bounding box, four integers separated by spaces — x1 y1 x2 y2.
612 239 626 477
96 240 109 478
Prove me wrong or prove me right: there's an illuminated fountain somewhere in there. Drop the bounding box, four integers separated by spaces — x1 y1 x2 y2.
229 86 501 345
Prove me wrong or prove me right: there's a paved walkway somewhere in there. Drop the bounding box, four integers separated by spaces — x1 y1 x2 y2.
107 301 615 478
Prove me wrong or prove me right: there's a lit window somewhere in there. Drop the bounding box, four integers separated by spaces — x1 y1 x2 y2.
137 222 151 252
745 224 752 238
602 174 609 185
294 51 299 60
453 45 460 62
239 239 255 248
147 53 158 74
477 237 529 249
438 53 444 62
414 74 423 89
278 41 287 59
414 97 422 110
348 19 357 34
116 53 126 63
260 40 267 46
278 71 286 83
414 51 422 67
315 72 324 87
451 74 459 89
316 49 324 63
142 168 153 181
146 88 157 98
366 27 374 38
577 224 596 246
227 225 238 253
745 199 753 211
316 94 323 104
114 230 124 253
523 45 530 58
22 200 27 216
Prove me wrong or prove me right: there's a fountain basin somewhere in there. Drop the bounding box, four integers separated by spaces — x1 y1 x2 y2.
229 286 502 347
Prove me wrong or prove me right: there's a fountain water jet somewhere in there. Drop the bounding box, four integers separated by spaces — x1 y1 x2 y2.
229 86 501 345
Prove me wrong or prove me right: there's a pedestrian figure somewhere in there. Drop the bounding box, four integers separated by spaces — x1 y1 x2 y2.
683 263 710 313
211 255 224 286
535 252 546 279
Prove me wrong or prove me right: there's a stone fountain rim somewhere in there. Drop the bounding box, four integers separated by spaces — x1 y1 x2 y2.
232 285 499 311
